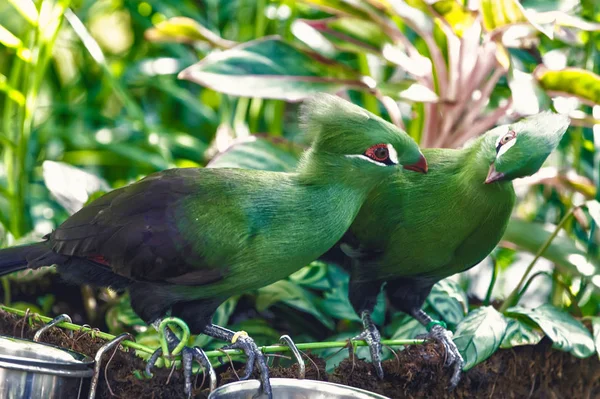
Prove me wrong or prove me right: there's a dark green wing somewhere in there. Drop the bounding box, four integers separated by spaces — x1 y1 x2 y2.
49 168 223 285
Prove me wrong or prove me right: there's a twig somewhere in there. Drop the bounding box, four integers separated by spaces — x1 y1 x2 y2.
218 348 241 381
499 207 577 312
104 344 121 398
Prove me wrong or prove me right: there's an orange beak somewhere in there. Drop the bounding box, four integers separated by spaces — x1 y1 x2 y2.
403 154 428 174
485 163 505 184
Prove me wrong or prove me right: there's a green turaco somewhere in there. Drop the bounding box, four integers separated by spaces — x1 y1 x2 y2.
322 111 570 386
0 94 427 399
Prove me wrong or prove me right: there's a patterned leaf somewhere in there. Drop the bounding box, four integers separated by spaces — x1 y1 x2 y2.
453 306 507 370
500 316 545 349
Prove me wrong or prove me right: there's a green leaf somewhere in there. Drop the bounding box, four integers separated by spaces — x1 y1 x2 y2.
178 37 369 102
7 0 38 26
502 218 600 281
289 262 331 290
298 17 392 54
207 136 302 172
256 280 334 329
0 25 30 61
500 316 545 349
144 17 236 49
389 314 427 340
534 66 600 106
506 304 595 358
426 278 468 326
591 317 600 361
453 306 507 370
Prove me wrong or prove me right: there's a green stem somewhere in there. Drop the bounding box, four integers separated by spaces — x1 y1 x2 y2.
1 277 10 306
499 208 577 313
483 256 498 306
356 53 378 115
0 305 423 360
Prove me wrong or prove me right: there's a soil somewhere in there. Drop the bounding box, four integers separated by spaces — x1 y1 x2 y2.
0 309 598 399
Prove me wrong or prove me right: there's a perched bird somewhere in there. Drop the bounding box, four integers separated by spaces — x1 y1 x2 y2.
322 112 570 386
0 94 427 398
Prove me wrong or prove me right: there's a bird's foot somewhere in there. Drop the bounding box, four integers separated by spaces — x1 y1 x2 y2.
352 311 383 379
147 318 216 398
419 321 463 389
220 331 272 398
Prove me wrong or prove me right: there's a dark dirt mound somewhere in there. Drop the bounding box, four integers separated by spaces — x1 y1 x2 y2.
0 309 598 398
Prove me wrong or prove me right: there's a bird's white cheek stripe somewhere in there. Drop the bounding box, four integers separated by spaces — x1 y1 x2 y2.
387 144 399 165
497 137 517 159
345 154 386 166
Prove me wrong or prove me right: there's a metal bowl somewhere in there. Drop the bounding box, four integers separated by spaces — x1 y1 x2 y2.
0 335 94 399
208 378 390 399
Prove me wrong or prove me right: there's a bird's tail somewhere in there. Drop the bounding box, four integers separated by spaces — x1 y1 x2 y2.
0 243 49 276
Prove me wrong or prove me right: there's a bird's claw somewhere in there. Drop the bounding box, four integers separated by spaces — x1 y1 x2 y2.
420 324 464 389
352 323 384 379
146 346 215 398
221 335 272 398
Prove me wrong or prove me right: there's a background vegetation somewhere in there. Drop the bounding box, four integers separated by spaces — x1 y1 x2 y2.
0 0 599 372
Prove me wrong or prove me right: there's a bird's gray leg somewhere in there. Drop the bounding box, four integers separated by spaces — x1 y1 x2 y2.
411 308 463 389
351 310 383 379
203 324 272 399
146 320 216 399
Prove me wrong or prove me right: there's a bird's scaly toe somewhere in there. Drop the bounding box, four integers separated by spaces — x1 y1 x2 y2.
425 324 464 389
352 324 384 379
221 333 272 399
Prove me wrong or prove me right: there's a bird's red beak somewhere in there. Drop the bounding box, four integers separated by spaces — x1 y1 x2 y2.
485 163 505 184
403 154 428 174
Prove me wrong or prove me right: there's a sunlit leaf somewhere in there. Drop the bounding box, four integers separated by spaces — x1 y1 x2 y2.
378 81 439 102
426 278 468 326
480 0 551 38
534 67 600 106
453 306 507 370
42 161 110 215
500 316 545 348
145 17 236 49
0 25 31 61
207 136 302 172
406 0 476 36
299 17 392 54
298 0 372 20
179 37 370 102
7 0 38 26
502 218 600 282
506 305 595 358
587 200 600 227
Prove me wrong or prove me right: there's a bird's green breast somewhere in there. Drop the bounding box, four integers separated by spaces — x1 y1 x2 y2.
350 148 515 281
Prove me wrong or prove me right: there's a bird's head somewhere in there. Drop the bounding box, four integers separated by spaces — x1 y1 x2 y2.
299 93 427 175
484 112 570 184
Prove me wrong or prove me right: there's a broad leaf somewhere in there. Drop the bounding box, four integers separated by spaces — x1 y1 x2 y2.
389 315 427 340
144 17 235 48
298 17 392 54
256 280 334 329
178 37 370 101
534 66 600 106
207 136 301 172
502 218 600 282
42 161 110 215
426 278 468 326
289 262 331 291
453 306 507 370
480 0 551 38
500 316 544 348
506 304 595 358
591 317 600 361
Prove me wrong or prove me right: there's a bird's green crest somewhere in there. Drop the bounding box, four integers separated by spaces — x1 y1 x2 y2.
298 93 425 170
485 112 570 183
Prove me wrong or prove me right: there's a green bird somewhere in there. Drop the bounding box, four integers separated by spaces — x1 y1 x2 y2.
0 94 427 398
322 111 570 386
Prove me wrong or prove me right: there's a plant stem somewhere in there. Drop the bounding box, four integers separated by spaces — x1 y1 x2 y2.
499 208 577 313
483 256 498 306
0 305 423 360
356 53 379 115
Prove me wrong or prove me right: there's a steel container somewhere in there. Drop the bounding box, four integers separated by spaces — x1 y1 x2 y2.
208 378 390 399
0 335 94 399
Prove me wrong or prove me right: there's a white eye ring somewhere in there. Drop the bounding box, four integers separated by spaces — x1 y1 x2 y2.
387 144 398 165
497 136 517 159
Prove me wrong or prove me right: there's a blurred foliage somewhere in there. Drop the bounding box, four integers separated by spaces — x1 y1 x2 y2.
0 0 599 371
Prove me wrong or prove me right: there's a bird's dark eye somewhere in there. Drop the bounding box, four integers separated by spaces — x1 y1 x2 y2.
496 130 516 152
365 144 391 163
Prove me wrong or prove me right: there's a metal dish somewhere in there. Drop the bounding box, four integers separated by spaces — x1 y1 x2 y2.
0 335 94 399
208 378 390 399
